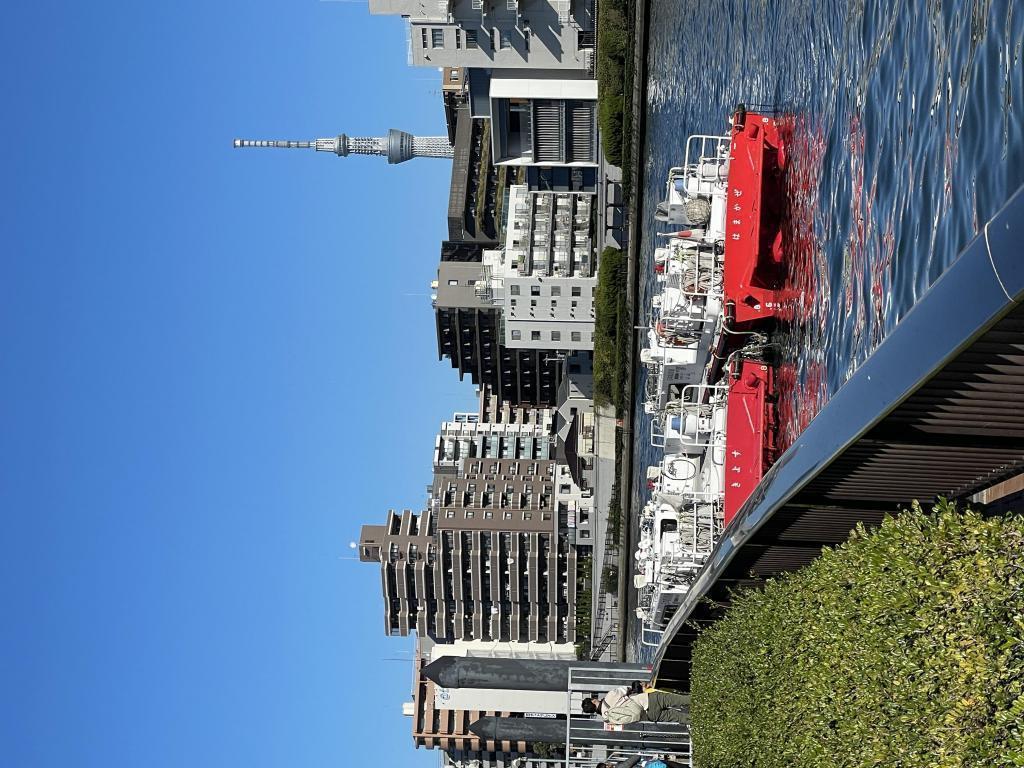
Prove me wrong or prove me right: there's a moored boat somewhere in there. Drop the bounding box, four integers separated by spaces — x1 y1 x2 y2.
635 106 787 645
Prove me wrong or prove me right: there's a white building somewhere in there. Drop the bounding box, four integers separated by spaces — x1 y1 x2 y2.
433 407 555 474
369 0 595 72
473 184 596 352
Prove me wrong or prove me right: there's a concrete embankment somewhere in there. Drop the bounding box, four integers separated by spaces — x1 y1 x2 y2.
614 0 652 663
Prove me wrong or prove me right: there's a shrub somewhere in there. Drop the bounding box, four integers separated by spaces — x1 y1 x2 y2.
532 742 562 759
690 500 1024 768
597 0 632 167
593 247 626 408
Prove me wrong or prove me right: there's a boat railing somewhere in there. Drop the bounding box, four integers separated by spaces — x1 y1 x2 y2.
639 502 721 647
650 385 727 448
640 625 668 648
648 413 673 448
649 294 704 347
682 133 731 177
650 417 726 451
655 294 721 331
659 243 724 306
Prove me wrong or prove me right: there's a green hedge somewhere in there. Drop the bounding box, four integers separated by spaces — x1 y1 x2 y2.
690 500 1024 767
597 0 631 167
593 247 626 409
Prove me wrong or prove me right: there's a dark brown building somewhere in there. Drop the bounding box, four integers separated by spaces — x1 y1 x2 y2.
359 460 577 643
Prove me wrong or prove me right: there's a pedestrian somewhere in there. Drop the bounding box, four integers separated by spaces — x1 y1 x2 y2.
580 681 690 725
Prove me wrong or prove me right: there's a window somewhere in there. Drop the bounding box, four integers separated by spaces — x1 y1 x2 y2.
530 286 541 296
523 512 533 520
484 511 493 519
510 299 517 307
466 510 475 519
571 287 581 297
499 30 511 49
455 29 462 49
551 331 561 341
530 299 537 307
551 300 557 307
550 286 561 296
580 530 590 539
491 28 499 49
503 511 512 520
448 279 458 286
421 29 428 48
531 331 541 341
510 285 520 296
445 510 455 518
511 330 522 340
571 300 578 308
571 331 582 342
431 29 444 48
559 484 571 494
466 29 479 49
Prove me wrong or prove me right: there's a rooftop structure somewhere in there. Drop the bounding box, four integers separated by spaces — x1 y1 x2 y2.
469 71 598 167
447 105 505 243
443 67 470 144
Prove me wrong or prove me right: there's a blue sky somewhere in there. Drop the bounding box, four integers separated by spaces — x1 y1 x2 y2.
0 1 474 766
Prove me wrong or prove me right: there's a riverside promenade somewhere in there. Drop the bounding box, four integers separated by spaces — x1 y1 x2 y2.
614 0 652 662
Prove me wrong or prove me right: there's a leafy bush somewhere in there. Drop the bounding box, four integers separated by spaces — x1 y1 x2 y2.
532 742 562 759
690 500 1024 768
597 0 632 167
597 91 624 166
593 247 626 409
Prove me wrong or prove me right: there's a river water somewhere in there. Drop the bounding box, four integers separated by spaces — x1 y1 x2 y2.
629 0 1024 660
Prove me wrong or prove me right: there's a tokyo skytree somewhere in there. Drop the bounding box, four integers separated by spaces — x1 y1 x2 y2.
232 129 453 164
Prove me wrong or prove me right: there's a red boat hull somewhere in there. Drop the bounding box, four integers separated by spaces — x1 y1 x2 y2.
724 113 787 331
723 360 778 525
